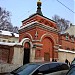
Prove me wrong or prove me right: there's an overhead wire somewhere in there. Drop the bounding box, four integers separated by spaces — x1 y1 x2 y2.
56 0 75 13
18 0 75 22
14 0 74 26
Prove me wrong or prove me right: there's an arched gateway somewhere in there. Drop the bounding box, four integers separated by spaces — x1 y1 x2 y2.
19 0 59 64
42 37 54 61
23 42 30 64
20 38 33 65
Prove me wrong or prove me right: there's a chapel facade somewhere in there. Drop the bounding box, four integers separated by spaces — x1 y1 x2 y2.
0 0 75 73
19 0 75 64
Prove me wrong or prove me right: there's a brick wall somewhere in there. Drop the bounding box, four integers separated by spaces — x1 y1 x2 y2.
0 45 14 64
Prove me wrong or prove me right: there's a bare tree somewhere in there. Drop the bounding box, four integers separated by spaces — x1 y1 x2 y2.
52 15 70 32
13 26 19 33
0 7 19 33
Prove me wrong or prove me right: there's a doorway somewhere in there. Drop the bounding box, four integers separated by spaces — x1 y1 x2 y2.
44 53 50 61
23 42 30 65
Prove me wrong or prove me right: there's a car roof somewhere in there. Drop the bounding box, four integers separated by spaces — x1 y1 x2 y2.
11 62 68 75
28 62 67 65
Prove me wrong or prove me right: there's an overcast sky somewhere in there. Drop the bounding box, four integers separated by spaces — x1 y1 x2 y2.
0 0 75 27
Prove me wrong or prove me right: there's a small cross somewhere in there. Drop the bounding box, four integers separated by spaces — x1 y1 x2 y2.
35 31 38 39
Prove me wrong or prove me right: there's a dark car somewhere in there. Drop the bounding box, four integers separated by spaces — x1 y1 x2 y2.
66 65 75 75
70 58 75 68
2 62 69 75
66 58 75 75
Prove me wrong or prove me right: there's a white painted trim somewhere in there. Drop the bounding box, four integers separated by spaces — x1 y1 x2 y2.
36 47 43 50
32 40 40 42
19 21 59 33
58 49 75 54
20 38 29 45
19 21 38 30
33 43 43 46
25 32 33 40
20 38 33 48
40 33 56 44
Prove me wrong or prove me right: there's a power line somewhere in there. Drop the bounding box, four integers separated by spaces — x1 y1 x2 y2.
56 0 75 13
14 0 75 26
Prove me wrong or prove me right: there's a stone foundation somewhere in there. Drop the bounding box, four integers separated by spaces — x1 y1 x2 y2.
0 63 21 73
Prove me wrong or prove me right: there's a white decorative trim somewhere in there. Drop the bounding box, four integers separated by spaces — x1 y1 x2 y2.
54 46 59 49
38 23 59 33
0 42 17 46
58 49 75 54
32 40 40 42
20 38 29 45
20 38 33 48
33 43 43 46
19 21 38 30
19 22 59 33
25 32 33 40
36 47 42 50
40 33 56 44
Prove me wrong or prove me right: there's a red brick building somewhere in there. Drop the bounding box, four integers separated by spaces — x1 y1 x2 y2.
0 0 75 73
19 0 75 64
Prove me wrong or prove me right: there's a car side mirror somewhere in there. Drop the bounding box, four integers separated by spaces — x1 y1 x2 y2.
37 73 43 75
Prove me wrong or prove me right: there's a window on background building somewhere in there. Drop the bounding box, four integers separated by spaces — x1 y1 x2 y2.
11 33 15 37
71 48 75 51
12 41 15 43
66 47 70 50
71 36 74 42
66 35 69 40
3 40 6 42
8 40 11 43
59 46 63 49
65 33 69 40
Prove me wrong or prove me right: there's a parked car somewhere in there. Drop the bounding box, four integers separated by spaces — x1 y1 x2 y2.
66 58 75 75
1 62 69 75
66 65 75 75
12 62 69 75
70 58 75 68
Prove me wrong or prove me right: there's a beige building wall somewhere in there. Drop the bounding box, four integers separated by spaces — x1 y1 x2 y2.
0 37 19 43
0 30 19 43
65 25 75 37
12 46 23 65
0 44 23 73
58 49 75 63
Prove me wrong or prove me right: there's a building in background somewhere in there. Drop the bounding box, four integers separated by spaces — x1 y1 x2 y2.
65 25 75 37
0 30 19 64
57 25 75 62
0 30 19 43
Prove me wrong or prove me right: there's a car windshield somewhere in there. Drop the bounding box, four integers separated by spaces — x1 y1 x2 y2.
67 67 75 75
11 63 40 75
71 61 75 65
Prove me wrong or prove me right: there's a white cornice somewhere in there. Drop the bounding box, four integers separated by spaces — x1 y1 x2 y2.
58 49 75 54
19 22 59 33
19 21 38 30
33 43 43 47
